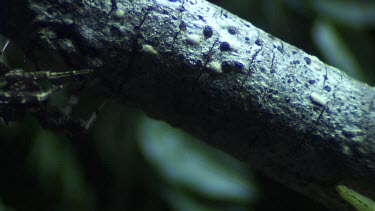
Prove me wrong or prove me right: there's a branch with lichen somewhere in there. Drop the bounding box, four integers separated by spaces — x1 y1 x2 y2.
0 0 374 210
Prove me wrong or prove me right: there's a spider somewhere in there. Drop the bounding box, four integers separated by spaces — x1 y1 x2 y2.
0 40 93 133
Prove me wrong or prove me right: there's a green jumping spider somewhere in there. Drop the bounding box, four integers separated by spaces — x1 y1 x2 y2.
0 40 93 133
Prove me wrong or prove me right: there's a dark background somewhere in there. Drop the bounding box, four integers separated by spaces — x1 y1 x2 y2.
0 0 374 210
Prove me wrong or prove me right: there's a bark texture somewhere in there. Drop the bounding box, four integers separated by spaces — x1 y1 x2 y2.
0 0 374 210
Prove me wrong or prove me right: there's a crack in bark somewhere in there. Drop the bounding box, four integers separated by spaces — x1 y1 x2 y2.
240 46 263 89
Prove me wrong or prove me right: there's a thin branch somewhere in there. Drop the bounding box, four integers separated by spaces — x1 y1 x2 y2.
0 0 374 210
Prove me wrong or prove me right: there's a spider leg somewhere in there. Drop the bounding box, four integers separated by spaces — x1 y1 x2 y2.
33 96 106 134
33 105 87 134
0 40 10 75
34 69 93 82
0 85 62 104
84 100 107 130
0 40 9 57
4 69 93 84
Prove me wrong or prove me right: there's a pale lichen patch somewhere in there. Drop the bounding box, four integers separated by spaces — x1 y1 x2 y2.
113 9 125 18
310 92 327 106
141 44 157 55
207 61 222 74
186 34 201 46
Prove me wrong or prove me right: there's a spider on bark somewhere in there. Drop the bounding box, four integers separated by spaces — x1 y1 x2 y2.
0 40 93 133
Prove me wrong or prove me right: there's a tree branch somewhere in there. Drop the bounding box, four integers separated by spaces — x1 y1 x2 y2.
0 0 374 210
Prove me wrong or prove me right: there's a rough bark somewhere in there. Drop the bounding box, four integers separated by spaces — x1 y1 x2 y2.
0 0 374 210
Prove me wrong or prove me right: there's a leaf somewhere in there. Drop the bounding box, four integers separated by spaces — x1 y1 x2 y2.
138 116 258 207
337 185 375 211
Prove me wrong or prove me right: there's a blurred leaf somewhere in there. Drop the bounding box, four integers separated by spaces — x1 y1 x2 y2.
337 185 375 211
28 131 95 210
138 117 257 209
312 20 365 81
311 0 375 28
91 102 143 172
164 186 253 211
0 199 14 211
281 0 311 13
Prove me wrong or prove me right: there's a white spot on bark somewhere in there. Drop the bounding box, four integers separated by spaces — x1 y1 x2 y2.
207 61 222 74
114 9 125 18
186 34 201 46
141 44 157 55
229 42 240 52
310 92 327 106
